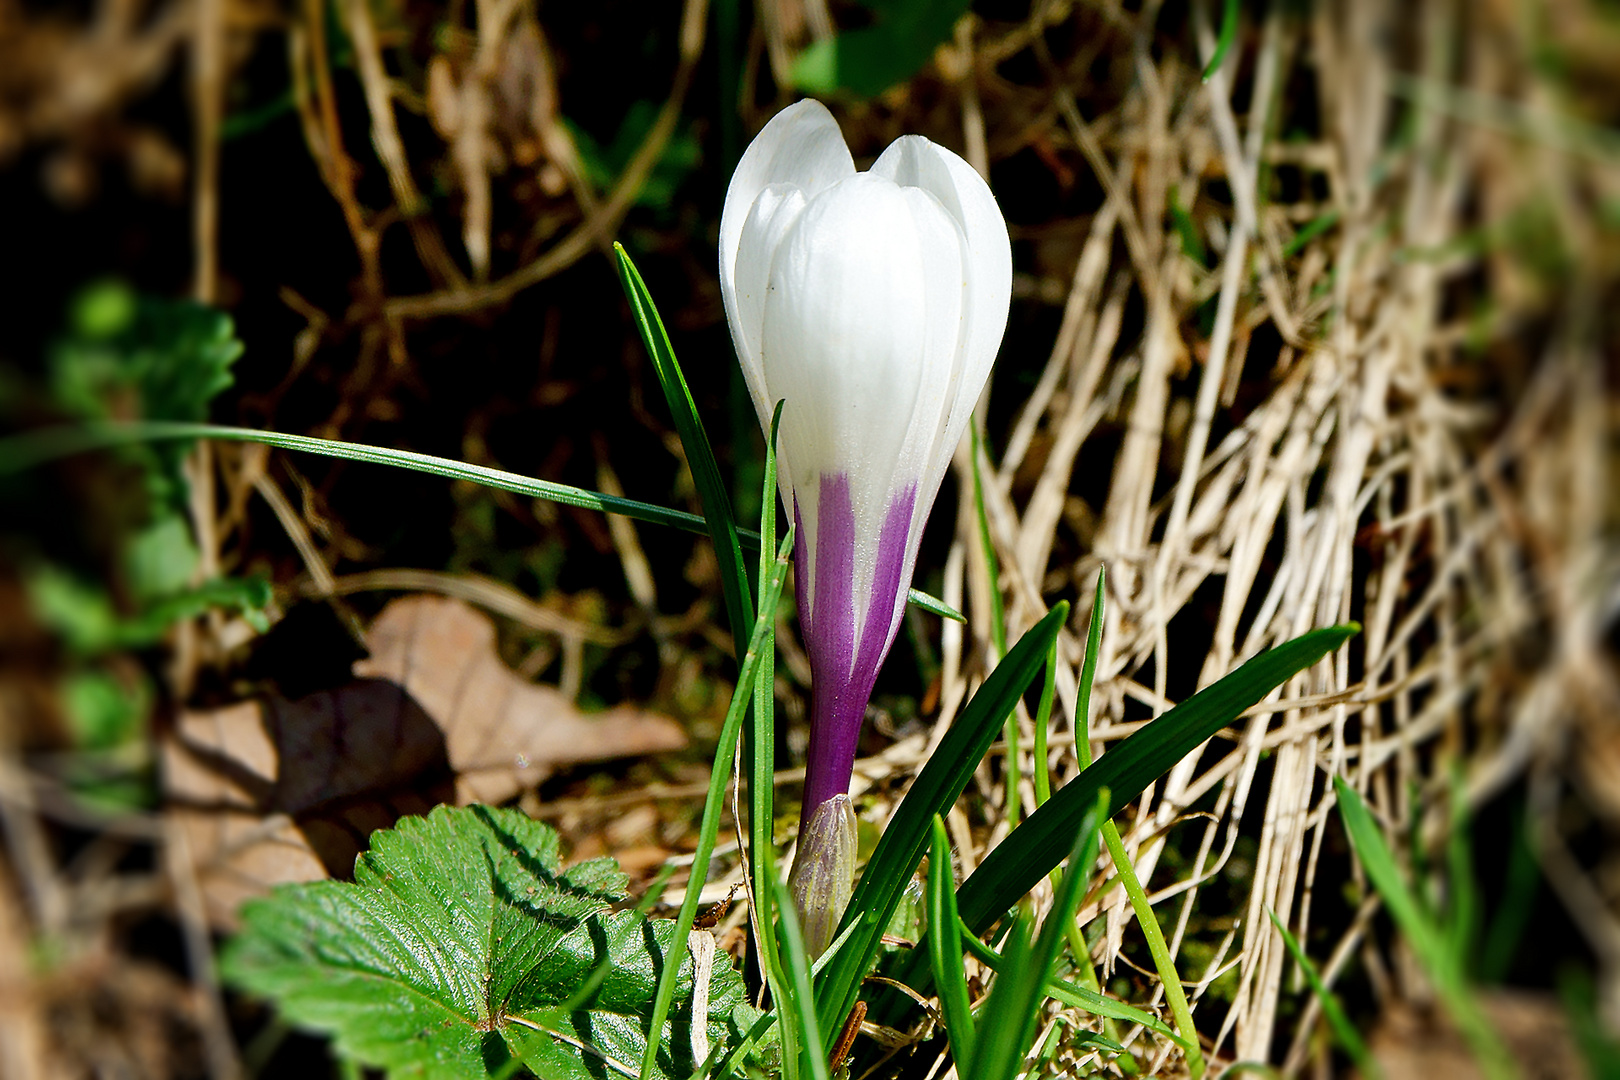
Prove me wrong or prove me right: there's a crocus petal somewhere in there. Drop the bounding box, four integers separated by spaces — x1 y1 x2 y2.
869 136 1013 533
731 183 809 435
719 100 854 380
719 103 1012 892
762 173 931 626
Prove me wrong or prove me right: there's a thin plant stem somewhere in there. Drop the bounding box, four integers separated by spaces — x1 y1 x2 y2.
639 527 795 1080
1074 653 1207 1080
970 425 1017 823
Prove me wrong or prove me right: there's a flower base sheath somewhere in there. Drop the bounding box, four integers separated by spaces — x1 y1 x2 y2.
719 100 1011 955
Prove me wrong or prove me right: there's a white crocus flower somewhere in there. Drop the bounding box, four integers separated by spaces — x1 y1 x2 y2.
719 99 1011 953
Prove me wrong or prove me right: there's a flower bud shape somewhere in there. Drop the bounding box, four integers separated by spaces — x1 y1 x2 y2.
787 793 856 958
719 98 1012 935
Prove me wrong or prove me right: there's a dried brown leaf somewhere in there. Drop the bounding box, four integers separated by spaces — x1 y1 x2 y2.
163 594 686 925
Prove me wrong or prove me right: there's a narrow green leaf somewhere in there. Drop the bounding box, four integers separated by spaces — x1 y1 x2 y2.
813 602 1071 1048
1033 639 1057 807
957 624 1359 932
908 587 966 623
1099 801 1206 1077
1267 907 1380 1079
613 243 754 662
0 420 966 623
956 921 1188 1047
1074 569 1106 771
1444 768 1481 975
1333 778 1516 1080
1200 0 1240 83
973 790 1108 1080
1282 209 1342 259
773 875 830 1080
1331 778 1448 974
640 526 794 1080
969 905 1036 1080
749 400 784 1011
928 816 977 1068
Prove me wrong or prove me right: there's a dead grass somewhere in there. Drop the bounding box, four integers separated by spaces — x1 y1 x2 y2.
0 0 1616 1077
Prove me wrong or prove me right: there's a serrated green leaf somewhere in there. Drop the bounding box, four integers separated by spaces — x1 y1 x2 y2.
225 805 750 1080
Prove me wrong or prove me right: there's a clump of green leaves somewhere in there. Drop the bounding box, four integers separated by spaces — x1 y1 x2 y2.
21 281 267 809
225 805 757 1080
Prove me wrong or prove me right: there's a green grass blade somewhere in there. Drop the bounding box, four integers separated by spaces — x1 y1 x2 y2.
1200 0 1239 82
1332 778 1448 974
813 602 1071 1048
969 425 1007 658
1266 906 1380 1078
1074 569 1106 770
974 789 1108 1078
639 526 794 1080
562 862 676 1013
956 624 1359 933
1098 804 1206 1077
969 427 1017 826
956 919 1188 1047
0 419 724 531
908 587 966 623
1281 209 1342 259
0 419 964 623
1444 768 1481 975
1333 778 1516 1080
749 402 783 1003
1033 639 1057 807
772 874 830 1080
928 815 977 1068
968 905 1036 1080
614 243 755 662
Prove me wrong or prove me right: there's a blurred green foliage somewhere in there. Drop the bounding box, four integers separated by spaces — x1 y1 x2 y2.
22 282 269 810
792 0 972 98
569 101 701 211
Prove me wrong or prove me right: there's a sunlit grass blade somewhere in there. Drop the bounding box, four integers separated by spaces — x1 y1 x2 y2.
562 862 676 1013
0 420 964 624
927 815 976 1068
971 788 1108 1080
956 919 1188 1046
968 906 1036 1080
907 587 966 623
1033 639 1057 807
748 400 784 1000
0 419 720 530
772 874 830 1080
955 624 1359 932
1097 803 1206 1077
813 602 1070 1049
1266 906 1380 1079
639 526 794 1080
1332 777 1516 1080
613 242 754 661
1058 576 1206 1075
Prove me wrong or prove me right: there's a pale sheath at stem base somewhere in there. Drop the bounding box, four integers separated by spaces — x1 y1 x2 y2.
787 794 856 959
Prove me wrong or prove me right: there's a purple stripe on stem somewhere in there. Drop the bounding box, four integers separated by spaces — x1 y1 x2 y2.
798 475 918 826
